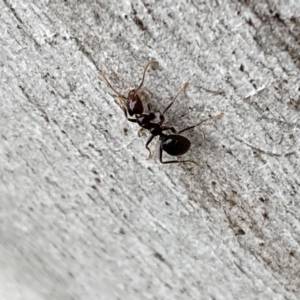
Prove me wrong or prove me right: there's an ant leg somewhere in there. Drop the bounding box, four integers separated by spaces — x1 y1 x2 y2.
123 109 138 123
158 113 165 125
161 82 189 115
159 147 201 166
145 134 155 159
177 112 224 134
161 126 176 133
136 60 158 91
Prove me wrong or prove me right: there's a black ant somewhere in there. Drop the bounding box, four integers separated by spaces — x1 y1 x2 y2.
100 61 223 165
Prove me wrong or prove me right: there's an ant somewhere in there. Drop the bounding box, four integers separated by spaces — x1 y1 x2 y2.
100 61 223 165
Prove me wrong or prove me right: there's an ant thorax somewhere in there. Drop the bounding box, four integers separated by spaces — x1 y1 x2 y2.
136 112 161 131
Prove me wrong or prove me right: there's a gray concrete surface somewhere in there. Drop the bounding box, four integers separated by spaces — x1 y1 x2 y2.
0 0 300 299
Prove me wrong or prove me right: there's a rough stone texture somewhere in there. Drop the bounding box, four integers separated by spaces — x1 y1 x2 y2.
0 0 300 299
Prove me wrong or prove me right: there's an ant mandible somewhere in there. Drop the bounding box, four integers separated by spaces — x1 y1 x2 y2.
99 60 160 130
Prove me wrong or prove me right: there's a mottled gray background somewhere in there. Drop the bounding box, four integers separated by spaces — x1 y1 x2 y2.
1 0 300 299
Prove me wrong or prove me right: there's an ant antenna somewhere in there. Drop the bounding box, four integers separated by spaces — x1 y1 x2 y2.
99 70 125 99
99 60 158 97
177 112 224 134
136 60 158 92
162 82 189 115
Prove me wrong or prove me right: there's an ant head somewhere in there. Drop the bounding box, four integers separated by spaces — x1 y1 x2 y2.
126 89 144 116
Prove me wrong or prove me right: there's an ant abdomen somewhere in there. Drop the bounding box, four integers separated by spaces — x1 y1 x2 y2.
161 135 191 156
